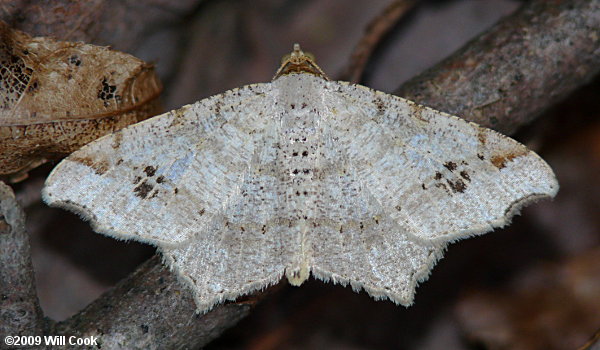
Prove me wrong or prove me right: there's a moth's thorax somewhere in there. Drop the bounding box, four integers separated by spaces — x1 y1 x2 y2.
272 73 328 218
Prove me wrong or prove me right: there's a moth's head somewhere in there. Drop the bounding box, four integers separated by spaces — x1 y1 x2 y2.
273 43 329 81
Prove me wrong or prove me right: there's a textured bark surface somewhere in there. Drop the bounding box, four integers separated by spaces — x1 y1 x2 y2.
0 182 46 337
52 256 257 349
395 0 600 135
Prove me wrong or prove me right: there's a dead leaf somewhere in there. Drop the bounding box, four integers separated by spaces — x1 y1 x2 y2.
0 21 162 180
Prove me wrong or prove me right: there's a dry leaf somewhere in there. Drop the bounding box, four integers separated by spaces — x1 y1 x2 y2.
0 21 162 180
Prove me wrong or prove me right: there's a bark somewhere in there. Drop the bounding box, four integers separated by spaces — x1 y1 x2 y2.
395 0 600 135
52 255 257 349
0 181 47 336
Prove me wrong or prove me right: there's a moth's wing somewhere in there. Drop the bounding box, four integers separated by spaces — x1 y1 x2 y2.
161 216 291 313
324 81 558 244
43 83 272 246
161 152 295 312
306 151 443 305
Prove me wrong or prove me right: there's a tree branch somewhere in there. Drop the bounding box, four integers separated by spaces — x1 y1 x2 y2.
0 181 46 336
395 0 600 135
52 255 259 349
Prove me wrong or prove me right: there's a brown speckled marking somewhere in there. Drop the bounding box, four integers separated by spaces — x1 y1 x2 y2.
446 179 467 193
477 129 487 145
443 161 457 171
434 172 443 180
490 150 527 169
71 156 109 175
460 170 471 182
374 97 385 114
112 131 123 149
168 107 191 128
477 153 485 160
434 182 449 193
144 165 156 177
133 180 153 199
98 77 119 105
408 103 428 123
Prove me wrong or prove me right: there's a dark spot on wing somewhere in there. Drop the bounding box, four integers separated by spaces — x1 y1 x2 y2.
434 172 443 180
395 205 401 211
112 131 123 149
478 130 487 145
144 165 157 177
214 100 222 114
435 183 449 193
374 97 386 115
490 150 527 169
70 156 109 175
477 153 485 160
156 176 165 183
443 161 457 171
134 181 153 199
199 208 205 216
446 179 466 193
460 171 471 182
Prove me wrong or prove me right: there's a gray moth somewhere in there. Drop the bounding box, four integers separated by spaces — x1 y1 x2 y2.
43 44 558 313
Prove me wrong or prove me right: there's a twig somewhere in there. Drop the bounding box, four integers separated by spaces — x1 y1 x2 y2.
395 0 600 135
52 255 261 349
339 0 417 83
0 181 47 336
577 327 600 350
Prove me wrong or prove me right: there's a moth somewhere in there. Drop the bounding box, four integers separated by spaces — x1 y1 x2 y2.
43 44 558 312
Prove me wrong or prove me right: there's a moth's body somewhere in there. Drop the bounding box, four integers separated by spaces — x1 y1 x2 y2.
43 44 558 312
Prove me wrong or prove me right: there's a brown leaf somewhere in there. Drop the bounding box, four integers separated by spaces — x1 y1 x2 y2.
0 21 162 180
